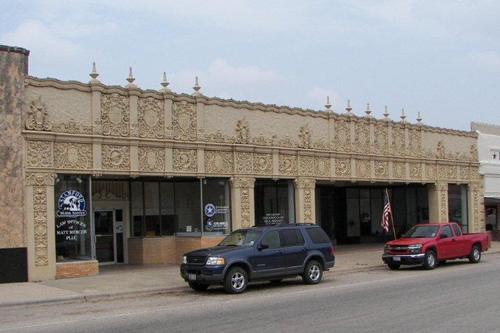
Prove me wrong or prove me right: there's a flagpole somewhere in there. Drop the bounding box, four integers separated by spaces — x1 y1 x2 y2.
386 188 397 240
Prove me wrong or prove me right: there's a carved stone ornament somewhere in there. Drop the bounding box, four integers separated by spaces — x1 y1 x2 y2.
315 157 330 177
102 145 130 170
26 141 53 168
299 155 315 176
354 120 370 153
393 162 405 179
54 143 92 170
409 128 422 156
172 101 197 141
253 153 273 175
26 96 51 131
138 97 164 139
374 123 388 154
205 151 234 174
392 125 406 156
335 158 351 177
298 125 312 149
235 119 250 144
138 147 165 172
436 141 446 159
279 154 297 176
235 152 253 174
33 185 48 266
333 120 351 152
410 162 422 179
374 160 389 178
425 164 437 180
101 93 130 137
231 177 255 228
172 148 197 172
25 172 56 186
470 144 478 161
52 119 93 135
356 159 372 178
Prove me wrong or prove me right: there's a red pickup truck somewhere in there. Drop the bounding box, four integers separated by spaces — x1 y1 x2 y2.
382 222 490 270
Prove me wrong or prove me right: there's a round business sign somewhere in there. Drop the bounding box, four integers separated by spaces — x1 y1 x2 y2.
204 203 216 218
56 190 87 218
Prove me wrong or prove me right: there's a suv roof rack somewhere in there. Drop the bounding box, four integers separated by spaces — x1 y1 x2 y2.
251 223 317 228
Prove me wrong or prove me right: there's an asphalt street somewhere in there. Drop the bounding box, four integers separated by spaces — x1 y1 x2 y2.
2 253 500 333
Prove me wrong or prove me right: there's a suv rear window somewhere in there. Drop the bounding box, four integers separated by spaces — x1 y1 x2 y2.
305 227 330 244
279 229 305 247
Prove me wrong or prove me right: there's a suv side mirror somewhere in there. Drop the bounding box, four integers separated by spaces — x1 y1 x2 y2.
439 234 448 239
258 243 269 251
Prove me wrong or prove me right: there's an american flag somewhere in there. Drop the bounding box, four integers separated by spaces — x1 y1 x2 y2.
381 189 392 233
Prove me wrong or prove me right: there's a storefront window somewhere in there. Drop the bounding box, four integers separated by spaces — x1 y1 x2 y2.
160 182 175 235
448 184 468 232
144 182 160 237
54 175 91 262
131 181 143 237
175 179 202 234
255 179 295 226
203 179 231 235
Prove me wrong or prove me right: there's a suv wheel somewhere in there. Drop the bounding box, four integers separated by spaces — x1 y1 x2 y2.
303 260 323 285
224 267 248 294
468 245 481 263
423 250 437 270
188 282 209 291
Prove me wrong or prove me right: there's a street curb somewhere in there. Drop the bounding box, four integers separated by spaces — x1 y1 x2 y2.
3 249 499 308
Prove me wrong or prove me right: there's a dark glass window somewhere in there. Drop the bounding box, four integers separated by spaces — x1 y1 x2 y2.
452 223 462 236
175 179 201 233
144 182 160 237
261 230 280 249
54 175 91 262
255 179 295 226
131 181 143 237
440 225 453 238
202 179 230 235
160 181 175 236
279 229 305 247
306 227 330 244
448 185 468 232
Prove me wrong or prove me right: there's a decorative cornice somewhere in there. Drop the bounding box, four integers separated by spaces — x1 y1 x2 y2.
25 76 476 138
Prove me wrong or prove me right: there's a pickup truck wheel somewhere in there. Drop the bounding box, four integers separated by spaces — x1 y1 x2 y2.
387 262 400 270
224 267 248 294
302 260 323 285
188 282 209 291
468 245 481 264
423 250 437 270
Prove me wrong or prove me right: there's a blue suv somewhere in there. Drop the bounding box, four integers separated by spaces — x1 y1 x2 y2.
180 224 335 293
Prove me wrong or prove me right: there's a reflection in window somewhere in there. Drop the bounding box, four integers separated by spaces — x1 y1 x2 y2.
448 184 468 233
255 179 295 226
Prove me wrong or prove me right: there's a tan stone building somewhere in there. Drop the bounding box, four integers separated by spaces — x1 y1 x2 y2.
0 45 485 282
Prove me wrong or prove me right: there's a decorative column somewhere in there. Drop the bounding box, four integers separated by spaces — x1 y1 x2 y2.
468 182 485 233
428 182 449 222
230 177 255 230
294 178 316 224
25 172 56 281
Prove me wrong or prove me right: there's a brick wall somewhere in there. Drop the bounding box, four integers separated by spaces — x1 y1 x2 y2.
55 261 99 279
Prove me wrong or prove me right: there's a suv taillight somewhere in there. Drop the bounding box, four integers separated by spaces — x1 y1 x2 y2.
330 246 335 256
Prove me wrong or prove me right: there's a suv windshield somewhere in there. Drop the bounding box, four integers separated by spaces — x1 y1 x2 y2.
219 230 262 247
402 225 439 238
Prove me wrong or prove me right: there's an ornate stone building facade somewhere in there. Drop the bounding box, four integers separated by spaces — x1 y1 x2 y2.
0 45 485 282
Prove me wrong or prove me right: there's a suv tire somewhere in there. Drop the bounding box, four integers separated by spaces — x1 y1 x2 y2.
303 260 323 285
224 267 248 294
468 244 481 264
188 282 209 291
423 250 437 270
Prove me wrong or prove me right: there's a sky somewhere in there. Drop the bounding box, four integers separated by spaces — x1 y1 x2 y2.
1 0 499 130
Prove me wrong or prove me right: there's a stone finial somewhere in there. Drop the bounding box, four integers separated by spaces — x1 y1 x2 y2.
416 111 423 124
365 103 372 117
160 72 170 93
126 66 137 88
400 108 406 122
193 76 201 96
89 62 100 84
324 96 332 112
345 99 353 115
383 105 390 119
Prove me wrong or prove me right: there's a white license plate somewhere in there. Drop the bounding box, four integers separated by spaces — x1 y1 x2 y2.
188 273 197 281
393 256 401 262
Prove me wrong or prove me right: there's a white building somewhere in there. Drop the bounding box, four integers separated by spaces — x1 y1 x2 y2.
472 122 500 236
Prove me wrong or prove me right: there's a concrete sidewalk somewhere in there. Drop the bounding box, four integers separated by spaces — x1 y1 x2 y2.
1 242 499 308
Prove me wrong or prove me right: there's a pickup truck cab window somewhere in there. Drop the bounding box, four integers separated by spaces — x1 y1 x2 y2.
452 224 462 236
440 225 453 238
261 230 280 249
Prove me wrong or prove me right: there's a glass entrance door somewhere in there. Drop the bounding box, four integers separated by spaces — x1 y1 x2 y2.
94 210 115 263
